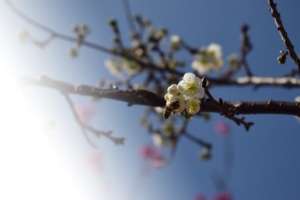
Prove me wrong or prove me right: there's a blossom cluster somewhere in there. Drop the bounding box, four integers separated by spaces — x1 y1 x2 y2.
192 43 223 75
104 58 140 77
72 24 90 37
164 72 205 116
68 24 91 58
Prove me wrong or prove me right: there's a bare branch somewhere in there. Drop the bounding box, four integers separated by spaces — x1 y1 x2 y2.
20 76 300 117
268 0 300 70
208 76 300 88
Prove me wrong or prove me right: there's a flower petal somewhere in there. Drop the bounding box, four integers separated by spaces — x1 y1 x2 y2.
182 72 195 83
177 80 187 93
167 84 178 95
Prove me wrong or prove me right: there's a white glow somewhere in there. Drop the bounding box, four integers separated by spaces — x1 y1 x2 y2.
0 68 88 200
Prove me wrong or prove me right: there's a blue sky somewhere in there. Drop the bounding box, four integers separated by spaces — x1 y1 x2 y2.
0 0 300 199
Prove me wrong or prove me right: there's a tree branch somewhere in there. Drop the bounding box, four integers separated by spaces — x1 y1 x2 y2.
61 92 124 145
7 0 300 89
268 0 300 70
19 76 300 117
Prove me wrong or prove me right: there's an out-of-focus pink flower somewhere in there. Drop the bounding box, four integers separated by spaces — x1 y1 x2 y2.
75 103 96 123
138 144 168 168
85 149 103 172
214 121 230 135
194 194 206 200
212 191 233 200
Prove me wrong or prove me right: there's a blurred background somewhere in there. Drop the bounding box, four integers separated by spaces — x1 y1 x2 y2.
0 0 300 199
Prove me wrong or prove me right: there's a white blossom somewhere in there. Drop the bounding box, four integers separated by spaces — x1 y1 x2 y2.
191 43 223 75
164 93 174 102
19 29 30 43
227 53 238 65
131 39 141 48
167 84 179 95
71 24 90 37
72 24 80 33
164 73 204 117
185 97 201 114
68 47 78 58
81 25 90 36
177 73 204 100
170 35 181 50
104 59 123 77
123 60 140 75
154 107 164 114
152 133 165 147
170 35 181 44
147 26 156 37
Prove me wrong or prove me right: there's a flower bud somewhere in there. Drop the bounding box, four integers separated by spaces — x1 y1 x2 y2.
68 47 78 58
108 18 117 27
167 84 178 95
199 147 211 161
277 55 286 64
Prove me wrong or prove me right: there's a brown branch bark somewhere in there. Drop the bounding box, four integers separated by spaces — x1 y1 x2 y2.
268 0 300 70
19 76 300 117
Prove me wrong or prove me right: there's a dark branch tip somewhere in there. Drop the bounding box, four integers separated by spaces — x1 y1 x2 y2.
202 77 207 88
219 98 224 105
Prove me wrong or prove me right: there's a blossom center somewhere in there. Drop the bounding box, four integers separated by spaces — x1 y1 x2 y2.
200 58 208 66
186 82 197 94
188 101 198 113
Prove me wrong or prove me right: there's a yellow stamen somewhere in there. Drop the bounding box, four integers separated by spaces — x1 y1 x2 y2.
186 83 197 94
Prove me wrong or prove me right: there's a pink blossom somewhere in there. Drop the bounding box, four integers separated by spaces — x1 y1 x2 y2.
138 144 168 167
75 103 96 123
214 121 230 135
194 194 206 200
85 149 103 172
212 191 233 200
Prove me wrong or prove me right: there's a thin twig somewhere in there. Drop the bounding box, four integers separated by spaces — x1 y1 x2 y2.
61 92 97 147
222 24 253 78
203 77 254 131
61 92 124 145
268 0 300 70
240 24 253 77
183 131 211 148
122 0 136 32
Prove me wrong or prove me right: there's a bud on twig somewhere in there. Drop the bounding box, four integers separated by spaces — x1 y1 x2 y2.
277 55 286 64
108 18 117 27
277 51 288 64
